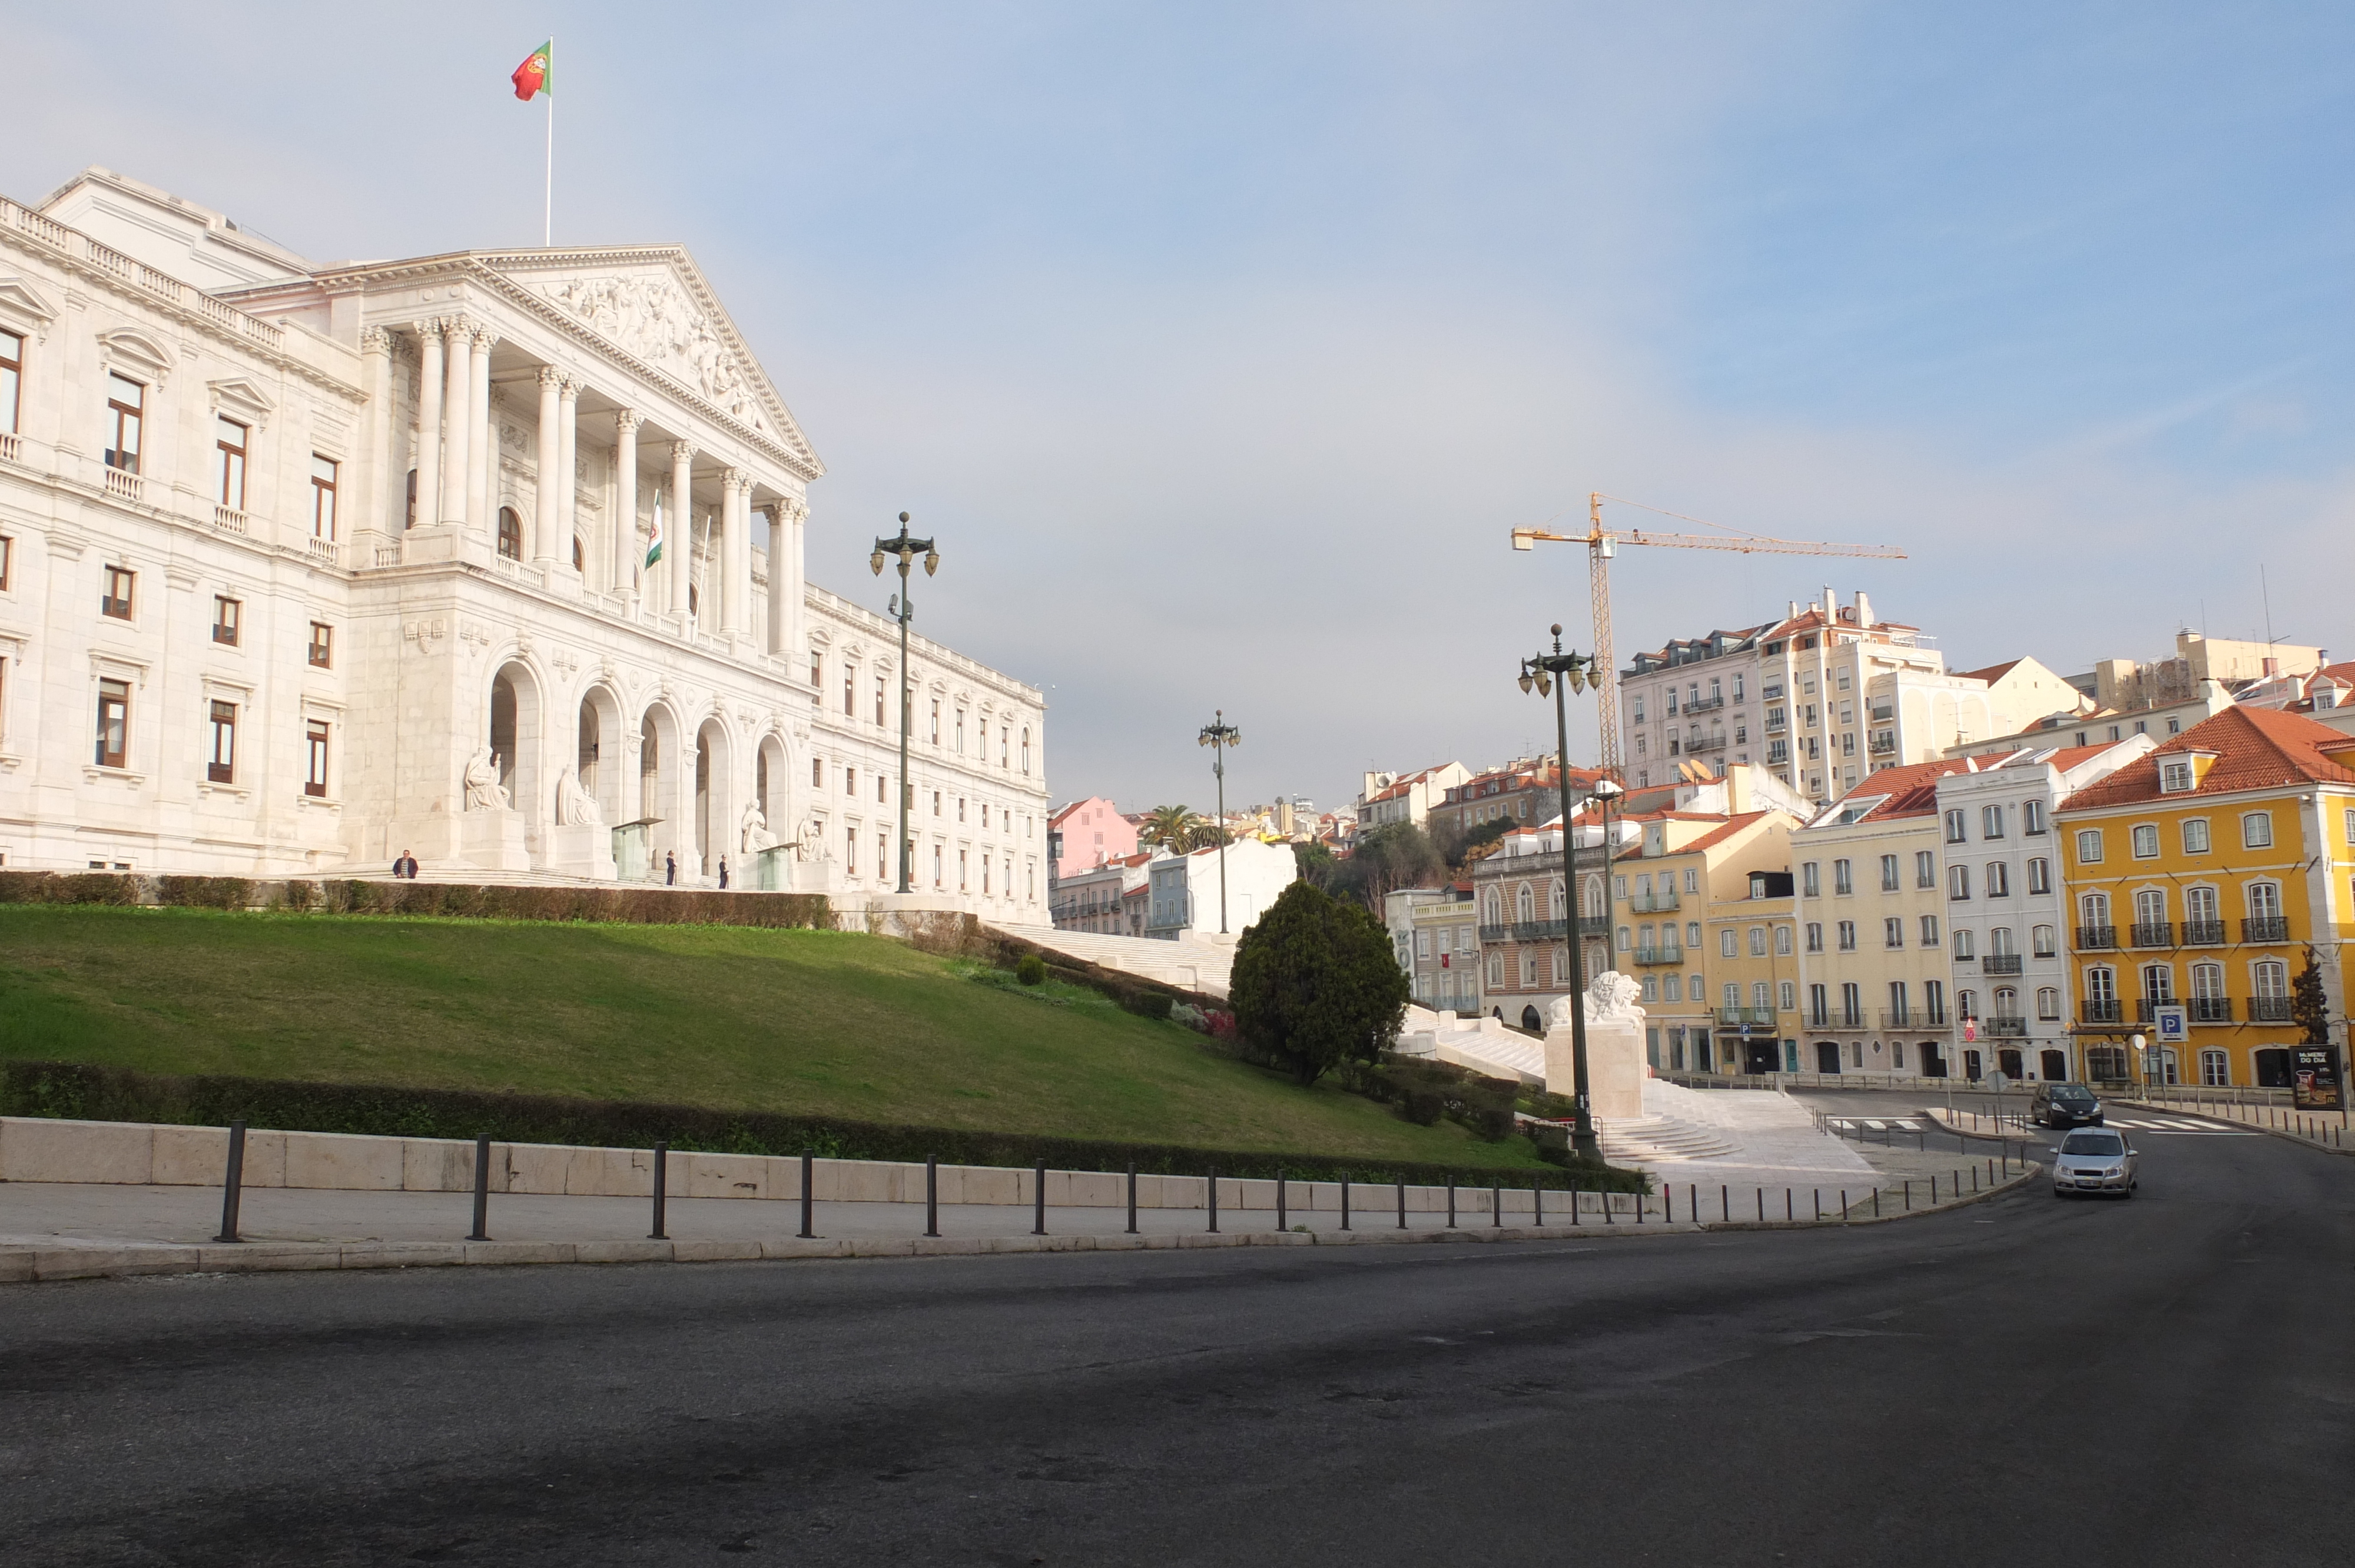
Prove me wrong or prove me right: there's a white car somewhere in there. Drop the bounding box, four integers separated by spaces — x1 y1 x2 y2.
2052 1129 2138 1198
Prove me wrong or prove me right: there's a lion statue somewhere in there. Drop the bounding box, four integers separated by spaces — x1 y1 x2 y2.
1546 971 1645 1031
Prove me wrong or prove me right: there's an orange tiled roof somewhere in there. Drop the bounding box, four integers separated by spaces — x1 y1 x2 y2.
1671 810 1777 855
2060 706 2355 809
1816 759 1976 822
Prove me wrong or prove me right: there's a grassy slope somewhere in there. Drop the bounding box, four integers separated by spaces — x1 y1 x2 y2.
0 906 1551 1169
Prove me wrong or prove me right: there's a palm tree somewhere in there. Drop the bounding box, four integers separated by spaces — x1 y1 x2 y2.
1142 804 1197 852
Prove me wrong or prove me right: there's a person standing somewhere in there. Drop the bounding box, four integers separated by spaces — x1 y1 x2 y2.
718 856 730 889
665 851 677 886
391 849 419 880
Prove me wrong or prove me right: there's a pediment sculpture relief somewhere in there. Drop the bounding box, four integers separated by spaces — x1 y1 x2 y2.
537 273 773 437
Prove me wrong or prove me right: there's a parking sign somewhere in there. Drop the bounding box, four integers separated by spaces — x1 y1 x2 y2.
2154 1005 2188 1045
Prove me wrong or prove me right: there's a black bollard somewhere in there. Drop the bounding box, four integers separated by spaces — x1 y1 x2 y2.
1276 1170 1287 1233
1207 1166 1219 1234
1033 1158 1047 1236
1533 1182 1543 1227
799 1151 815 1238
214 1120 247 1244
1492 1182 1502 1229
1397 1179 1407 1231
1126 1161 1138 1235
648 1141 668 1240
926 1154 940 1238
1447 1180 1456 1230
1342 1174 1352 1231
467 1134 491 1241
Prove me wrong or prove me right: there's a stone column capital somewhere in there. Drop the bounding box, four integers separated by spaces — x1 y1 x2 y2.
537 364 563 388
671 441 696 464
412 318 447 343
558 377 581 403
361 325 393 356
613 408 642 436
472 327 500 352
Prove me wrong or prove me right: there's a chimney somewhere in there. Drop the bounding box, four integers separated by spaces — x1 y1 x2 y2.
1822 586 1835 620
1854 589 1873 628
1789 600 1799 621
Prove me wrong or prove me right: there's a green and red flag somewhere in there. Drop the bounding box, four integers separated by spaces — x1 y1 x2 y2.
512 41 552 101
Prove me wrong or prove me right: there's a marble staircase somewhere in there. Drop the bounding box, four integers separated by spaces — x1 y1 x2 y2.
986 923 1236 999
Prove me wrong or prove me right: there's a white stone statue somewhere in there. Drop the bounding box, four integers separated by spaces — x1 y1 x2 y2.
1550 970 1645 1029
802 816 831 862
741 802 778 854
555 766 602 826
463 747 510 812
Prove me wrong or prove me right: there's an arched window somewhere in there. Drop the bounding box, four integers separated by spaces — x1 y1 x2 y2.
497 506 522 560
572 535 585 571
1516 884 1534 922
2138 964 2172 1003
2247 882 2281 918
1482 889 1501 925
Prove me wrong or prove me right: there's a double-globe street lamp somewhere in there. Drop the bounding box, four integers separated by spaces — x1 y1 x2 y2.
1520 623 1604 1162
870 513 938 895
1198 710 1241 934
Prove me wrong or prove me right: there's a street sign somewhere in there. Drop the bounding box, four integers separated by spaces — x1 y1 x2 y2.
2154 1005 2189 1045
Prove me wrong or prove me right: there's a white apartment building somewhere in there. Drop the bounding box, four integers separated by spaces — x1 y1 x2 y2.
1933 736 2152 1083
0 168 1047 912
1354 762 1470 830
1143 836 1296 939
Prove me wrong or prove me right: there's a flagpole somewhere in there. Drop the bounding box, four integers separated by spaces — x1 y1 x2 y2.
543 35 554 247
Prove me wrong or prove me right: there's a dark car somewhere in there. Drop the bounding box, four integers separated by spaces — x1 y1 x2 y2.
2030 1082 2104 1128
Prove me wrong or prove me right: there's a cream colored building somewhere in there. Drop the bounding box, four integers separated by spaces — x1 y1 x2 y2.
0 168 1047 914
1608 808 1800 1074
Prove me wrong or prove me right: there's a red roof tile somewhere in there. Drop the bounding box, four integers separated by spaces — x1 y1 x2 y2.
2059 706 2355 810
1816 759 1976 822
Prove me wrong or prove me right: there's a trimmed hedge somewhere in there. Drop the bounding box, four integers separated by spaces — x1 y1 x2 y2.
0 1060 1649 1194
0 871 828 929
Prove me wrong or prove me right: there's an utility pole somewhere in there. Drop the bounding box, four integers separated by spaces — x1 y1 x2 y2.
870 513 938 894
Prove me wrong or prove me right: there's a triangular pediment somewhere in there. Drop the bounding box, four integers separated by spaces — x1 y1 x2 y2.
480 248 818 473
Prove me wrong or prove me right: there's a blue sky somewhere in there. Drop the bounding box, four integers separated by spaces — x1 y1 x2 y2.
7 2 2349 814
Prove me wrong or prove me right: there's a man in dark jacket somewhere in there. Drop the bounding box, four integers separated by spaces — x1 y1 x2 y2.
392 850 419 879
665 851 677 886
718 856 729 889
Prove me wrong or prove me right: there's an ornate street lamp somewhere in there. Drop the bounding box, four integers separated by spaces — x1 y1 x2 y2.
1198 710 1241 933
1521 624 1603 1161
871 511 938 895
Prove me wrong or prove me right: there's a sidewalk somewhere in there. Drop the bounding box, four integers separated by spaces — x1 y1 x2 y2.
2114 1097 2353 1157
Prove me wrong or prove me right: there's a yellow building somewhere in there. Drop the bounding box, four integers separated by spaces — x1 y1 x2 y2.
1609 809 1800 1073
2056 707 2355 1087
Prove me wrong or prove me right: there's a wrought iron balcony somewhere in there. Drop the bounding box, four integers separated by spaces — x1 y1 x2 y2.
1510 918 1568 942
2132 997 2178 1024
1478 923 1510 943
2250 996 2294 1022
1684 693 1725 713
2188 996 2234 1023
1981 954 2024 975
1868 732 1897 755
1687 733 1728 753
2244 916 2291 945
1631 944 1685 966
2181 920 2227 946
2079 999 2124 1024
1714 1006 1780 1031
1922 1006 1951 1028
2075 925 2118 951
2130 921 2174 948
1985 1015 2028 1038
1577 915 1613 937
1627 890 1680 913
1880 1007 1914 1028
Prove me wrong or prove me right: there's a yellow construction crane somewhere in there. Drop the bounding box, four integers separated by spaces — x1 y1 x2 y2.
1512 493 1906 779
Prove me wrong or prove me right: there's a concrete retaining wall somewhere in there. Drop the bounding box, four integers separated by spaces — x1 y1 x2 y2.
0 1116 1637 1215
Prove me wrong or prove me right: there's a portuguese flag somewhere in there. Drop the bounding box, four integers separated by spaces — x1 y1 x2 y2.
512 41 552 101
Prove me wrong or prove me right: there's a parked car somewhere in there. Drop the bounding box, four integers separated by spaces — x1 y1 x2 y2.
2030 1082 2104 1128
2052 1130 2138 1198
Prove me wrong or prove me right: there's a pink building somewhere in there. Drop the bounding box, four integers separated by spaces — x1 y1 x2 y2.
1049 796 1138 881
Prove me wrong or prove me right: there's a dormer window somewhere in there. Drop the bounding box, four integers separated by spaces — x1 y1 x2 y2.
2160 760 2194 793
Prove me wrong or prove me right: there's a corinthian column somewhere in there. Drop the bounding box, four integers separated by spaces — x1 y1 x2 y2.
412 321 445 530
360 327 392 534
764 503 787 654
611 410 641 600
439 319 473 526
533 367 561 562
552 377 580 570
785 497 807 665
466 328 497 531
669 443 695 619
719 469 748 636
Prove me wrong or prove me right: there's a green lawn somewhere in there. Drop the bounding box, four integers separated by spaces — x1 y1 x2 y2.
0 905 1554 1169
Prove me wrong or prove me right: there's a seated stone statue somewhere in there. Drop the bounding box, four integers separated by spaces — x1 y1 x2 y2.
741 802 778 854
555 766 603 826
463 746 510 812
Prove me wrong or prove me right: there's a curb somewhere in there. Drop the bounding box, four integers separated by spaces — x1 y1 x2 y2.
2115 1101 2354 1158
0 1164 2049 1284
1922 1108 2042 1145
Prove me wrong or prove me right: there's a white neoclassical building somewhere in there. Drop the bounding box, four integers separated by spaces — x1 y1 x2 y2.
0 168 1049 914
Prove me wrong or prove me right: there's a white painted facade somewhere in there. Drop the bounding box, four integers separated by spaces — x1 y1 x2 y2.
0 169 1047 916
1143 838 1296 938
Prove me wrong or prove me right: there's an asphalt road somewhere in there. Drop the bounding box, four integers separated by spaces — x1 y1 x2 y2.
3 1101 2348 1567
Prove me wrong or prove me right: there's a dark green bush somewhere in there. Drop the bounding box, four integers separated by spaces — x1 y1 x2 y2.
1015 952 1048 986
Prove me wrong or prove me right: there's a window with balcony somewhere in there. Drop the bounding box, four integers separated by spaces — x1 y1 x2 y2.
1879 854 1898 891
1805 921 1823 952
105 373 144 473
207 701 236 783
310 456 338 539
1885 916 1903 949
495 506 523 561
1921 913 1941 946
1915 849 1936 888
212 596 240 646
1837 920 1856 951
1833 859 1852 895
214 416 248 509
0 328 19 434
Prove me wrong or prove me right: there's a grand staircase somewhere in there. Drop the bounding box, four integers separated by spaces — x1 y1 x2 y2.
987 922 1237 999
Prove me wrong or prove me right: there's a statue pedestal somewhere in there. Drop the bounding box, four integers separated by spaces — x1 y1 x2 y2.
1543 1015 1647 1119
543 823 615 880
457 808 531 873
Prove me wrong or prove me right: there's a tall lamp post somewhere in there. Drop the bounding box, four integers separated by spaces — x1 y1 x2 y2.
870 512 938 895
1521 624 1603 1161
1198 710 1241 934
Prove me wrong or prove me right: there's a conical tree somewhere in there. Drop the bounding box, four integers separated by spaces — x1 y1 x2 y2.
1229 881 1411 1085
2292 945 2331 1045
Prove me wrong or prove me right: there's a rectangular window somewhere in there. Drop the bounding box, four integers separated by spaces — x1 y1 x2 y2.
95 679 129 768
844 669 855 716
875 674 887 725
2131 823 2159 858
2160 760 2194 793
1981 805 2005 839
2075 829 2104 864
845 766 857 796
215 417 248 508
847 826 858 873
1944 809 1966 844
0 327 21 434
0 534 11 591
1833 859 1852 895
307 622 333 669
1920 913 1939 946
207 701 236 783
304 720 330 797
105 373 144 473
2026 856 2051 894
1801 862 1820 898
1948 864 1971 901
212 596 241 646
1885 916 1903 948
1805 922 1823 952
102 565 135 620
812 757 824 788
930 699 941 745
1910 849 1931 888
1775 925 1792 956
1880 854 1899 891
1748 926 1766 956
810 653 822 687
310 456 339 539
2241 812 2273 849
2023 799 2046 835
1720 928 1736 958
1837 920 1856 951
1986 861 2009 898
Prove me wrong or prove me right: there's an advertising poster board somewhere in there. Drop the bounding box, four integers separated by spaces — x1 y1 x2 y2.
2291 1045 2343 1112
